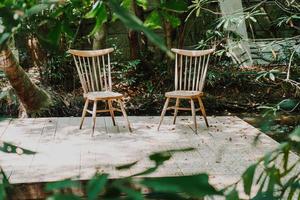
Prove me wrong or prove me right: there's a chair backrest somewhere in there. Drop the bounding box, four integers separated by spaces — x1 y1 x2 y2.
171 48 214 92
68 48 114 94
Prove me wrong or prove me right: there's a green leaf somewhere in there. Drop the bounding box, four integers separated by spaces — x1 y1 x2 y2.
0 168 9 200
45 179 81 191
121 0 132 10
26 4 49 16
114 181 144 200
269 73 275 81
289 127 300 142
168 148 195 154
87 174 108 200
85 1 107 36
149 148 195 166
224 20 229 29
284 176 299 200
283 148 289 171
90 13 107 37
116 161 138 170
278 99 298 111
249 16 257 23
160 0 188 13
0 71 5 78
131 151 172 177
50 6 64 18
136 0 147 10
287 186 297 200
0 182 6 200
47 23 62 46
266 167 282 194
132 148 194 177
62 22 75 38
144 10 162 29
0 33 11 46
162 12 181 28
252 192 276 200
242 164 257 196
85 1 102 18
226 188 239 200
0 141 35 154
141 174 221 198
108 0 172 57
149 151 172 165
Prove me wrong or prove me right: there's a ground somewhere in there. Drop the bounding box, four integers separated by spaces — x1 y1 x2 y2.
0 116 299 199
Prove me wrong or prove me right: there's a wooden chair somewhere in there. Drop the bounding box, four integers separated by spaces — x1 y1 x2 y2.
157 48 214 133
68 48 132 135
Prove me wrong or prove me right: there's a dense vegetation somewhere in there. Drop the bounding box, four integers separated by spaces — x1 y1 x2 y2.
0 0 299 199
0 1 298 113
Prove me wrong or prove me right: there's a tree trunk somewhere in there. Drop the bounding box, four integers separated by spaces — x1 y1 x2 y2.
178 13 189 49
93 23 108 50
164 20 173 75
0 46 51 114
26 35 47 84
128 30 140 60
164 21 173 50
18 103 28 118
133 1 148 52
128 0 141 60
178 24 186 49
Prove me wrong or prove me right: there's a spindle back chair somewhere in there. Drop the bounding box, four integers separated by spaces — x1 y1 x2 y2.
158 48 215 133
69 48 131 134
70 48 113 93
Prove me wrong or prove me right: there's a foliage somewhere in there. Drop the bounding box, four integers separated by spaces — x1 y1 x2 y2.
256 98 300 144
114 59 141 86
108 0 171 56
0 139 36 199
144 0 188 29
0 168 9 200
226 141 299 199
0 86 18 116
0 0 169 54
259 99 300 117
84 1 107 36
0 141 35 155
0 0 57 49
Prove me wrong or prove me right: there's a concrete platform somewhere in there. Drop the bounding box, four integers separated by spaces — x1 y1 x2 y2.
0 116 298 191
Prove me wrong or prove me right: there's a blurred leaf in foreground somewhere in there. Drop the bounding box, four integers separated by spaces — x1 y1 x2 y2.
0 141 36 155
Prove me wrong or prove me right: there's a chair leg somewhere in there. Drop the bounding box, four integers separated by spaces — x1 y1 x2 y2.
157 97 170 131
92 100 98 136
173 98 180 124
79 99 89 129
190 98 197 134
197 96 209 128
118 99 132 132
108 100 116 126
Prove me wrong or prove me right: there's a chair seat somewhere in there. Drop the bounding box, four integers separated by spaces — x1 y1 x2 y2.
84 91 123 100
165 90 203 98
